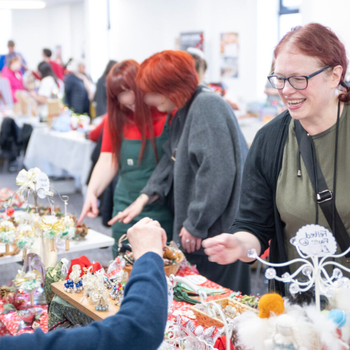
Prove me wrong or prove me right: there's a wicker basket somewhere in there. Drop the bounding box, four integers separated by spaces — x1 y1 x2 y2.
124 251 184 278
191 297 259 328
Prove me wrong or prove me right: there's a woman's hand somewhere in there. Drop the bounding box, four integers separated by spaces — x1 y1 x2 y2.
202 231 261 264
108 194 149 226
202 234 246 264
77 191 99 225
179 227 202 253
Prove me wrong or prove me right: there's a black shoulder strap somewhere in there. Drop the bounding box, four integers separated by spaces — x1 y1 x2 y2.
294 120 350 259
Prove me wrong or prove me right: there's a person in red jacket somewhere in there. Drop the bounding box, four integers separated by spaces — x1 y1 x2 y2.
42 48 65 82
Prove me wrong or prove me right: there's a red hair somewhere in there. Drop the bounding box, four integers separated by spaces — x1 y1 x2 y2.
274 23 350 102
107 60 157 163
136 50 198 108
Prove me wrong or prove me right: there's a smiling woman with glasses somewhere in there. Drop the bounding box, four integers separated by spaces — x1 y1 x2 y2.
203 23 350 294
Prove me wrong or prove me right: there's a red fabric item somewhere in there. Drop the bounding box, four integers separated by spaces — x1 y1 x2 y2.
49 60 65 81
1 67 24 102
89 115 107 142
101 112 167 153
65 255 102 280
214 336 235 350
260 240 271 260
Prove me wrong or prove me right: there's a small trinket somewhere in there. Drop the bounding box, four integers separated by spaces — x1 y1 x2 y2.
64 265 84 293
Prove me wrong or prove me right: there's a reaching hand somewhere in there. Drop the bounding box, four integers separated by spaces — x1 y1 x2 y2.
78 192 99 225
202 233 245 265
179 227 202 253
108 194 149 226
127 217 167 260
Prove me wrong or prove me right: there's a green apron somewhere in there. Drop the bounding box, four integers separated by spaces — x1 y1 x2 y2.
111 119 173 258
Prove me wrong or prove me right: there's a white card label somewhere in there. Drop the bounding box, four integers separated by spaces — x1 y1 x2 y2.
36 173 50 198
184 274 207 285
291 224 337 257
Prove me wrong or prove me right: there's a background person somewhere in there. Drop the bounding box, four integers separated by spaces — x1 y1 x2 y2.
114 51 250 293
42 48 65 82
78 60 173 257
94 60 117 117
1 56 25 103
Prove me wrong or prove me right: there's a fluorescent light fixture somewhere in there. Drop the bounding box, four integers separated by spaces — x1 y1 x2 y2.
0 1 46 9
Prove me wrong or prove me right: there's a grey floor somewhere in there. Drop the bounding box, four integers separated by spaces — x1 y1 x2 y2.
0 170 267 295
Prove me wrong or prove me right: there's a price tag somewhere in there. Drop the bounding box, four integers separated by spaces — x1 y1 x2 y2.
36 172 50 199
291 224 337 257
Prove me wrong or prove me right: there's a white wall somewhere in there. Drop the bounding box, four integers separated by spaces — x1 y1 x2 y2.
301 0 350 68
0 9 12 54
11 1 85 72
109 0 278 104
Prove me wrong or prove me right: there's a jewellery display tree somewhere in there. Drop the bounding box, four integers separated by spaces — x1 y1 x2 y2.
247 224 350 311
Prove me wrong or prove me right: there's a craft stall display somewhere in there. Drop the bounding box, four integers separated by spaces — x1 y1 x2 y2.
1 175 350 350
0 167 88 264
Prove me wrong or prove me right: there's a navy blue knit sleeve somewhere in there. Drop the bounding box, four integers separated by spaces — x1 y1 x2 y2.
0 252 167 350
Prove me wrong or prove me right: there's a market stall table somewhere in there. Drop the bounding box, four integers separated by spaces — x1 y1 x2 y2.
24 127 95 194
0 229 114 265
51 281 120 321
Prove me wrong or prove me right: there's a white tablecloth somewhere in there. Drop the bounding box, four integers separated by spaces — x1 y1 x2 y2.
24 127 95 193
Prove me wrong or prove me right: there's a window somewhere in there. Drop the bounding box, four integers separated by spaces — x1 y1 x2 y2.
279 0 302 39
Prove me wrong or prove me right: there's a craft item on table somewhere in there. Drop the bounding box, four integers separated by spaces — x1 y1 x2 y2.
65 255 102 280
109 281 125 305
61 216 75 251
64 265 84 294
74 224 89 239
104 277 113 289
258 293 285 319
90 276 109 311
160 319 218 350
16 168 42 196
44 261 67 304
106 256 127 280
15 270 42 307
40 216 65 252
173 284 201 305
15 224 36 260
0 188 24 210
0 219 17 255
263 314 308 350
122 239 185 277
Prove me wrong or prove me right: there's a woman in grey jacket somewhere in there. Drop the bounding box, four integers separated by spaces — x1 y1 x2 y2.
112 50 250 293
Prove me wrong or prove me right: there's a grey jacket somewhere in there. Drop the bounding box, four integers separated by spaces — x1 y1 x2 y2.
142 86 248 255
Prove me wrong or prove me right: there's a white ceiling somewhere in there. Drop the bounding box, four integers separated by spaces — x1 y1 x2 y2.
44 0 83 7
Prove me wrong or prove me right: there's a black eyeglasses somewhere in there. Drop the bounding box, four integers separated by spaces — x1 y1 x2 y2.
267 66 331 90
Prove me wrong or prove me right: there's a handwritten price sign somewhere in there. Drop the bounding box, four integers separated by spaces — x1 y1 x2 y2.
291 224 337 257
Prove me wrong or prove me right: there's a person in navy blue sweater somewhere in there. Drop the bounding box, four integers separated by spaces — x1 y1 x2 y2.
0 218 168 350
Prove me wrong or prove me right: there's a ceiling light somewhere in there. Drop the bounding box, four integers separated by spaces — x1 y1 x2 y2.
0 1 46 9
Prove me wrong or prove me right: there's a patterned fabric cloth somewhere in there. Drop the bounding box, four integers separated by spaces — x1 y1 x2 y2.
44 262 65 305
48 295 93 329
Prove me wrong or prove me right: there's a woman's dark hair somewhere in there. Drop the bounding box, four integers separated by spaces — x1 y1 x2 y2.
102 60 118 78
189 53 207 74
38 61 58 86
43 48 52 58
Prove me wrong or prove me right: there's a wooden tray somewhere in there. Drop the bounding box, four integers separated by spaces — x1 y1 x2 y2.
51 281 120 321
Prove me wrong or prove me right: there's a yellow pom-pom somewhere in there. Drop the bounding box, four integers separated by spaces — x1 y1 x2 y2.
258 293 285 318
